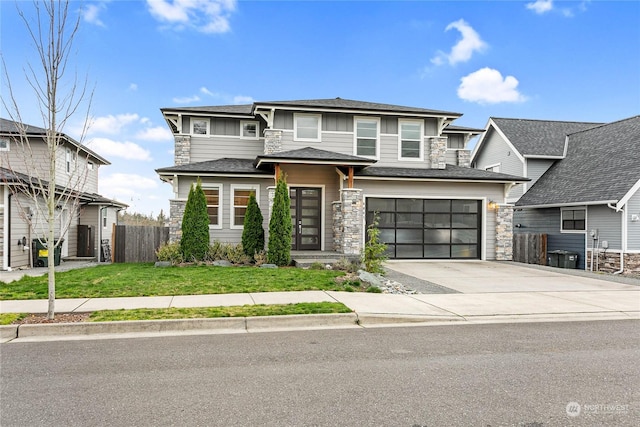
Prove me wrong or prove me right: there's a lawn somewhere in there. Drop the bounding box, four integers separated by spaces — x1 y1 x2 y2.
0 263 347 300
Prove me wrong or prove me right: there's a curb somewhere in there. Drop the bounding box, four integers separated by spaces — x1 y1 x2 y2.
0 325 18 341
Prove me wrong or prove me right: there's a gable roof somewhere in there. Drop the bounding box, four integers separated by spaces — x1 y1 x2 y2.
255 147 375 168
516 116 640 208
473 117 602 161
0 117 110 165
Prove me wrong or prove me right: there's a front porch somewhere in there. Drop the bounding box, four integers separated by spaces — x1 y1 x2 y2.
290 250 360 268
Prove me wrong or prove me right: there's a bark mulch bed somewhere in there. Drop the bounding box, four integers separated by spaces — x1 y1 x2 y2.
13 312 92 324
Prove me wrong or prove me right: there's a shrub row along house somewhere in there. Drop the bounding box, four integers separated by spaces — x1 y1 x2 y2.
156 98 528 262
0 118 127 270
472 116 640 274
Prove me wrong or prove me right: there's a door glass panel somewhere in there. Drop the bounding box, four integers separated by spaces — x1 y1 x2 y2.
396 229 422 244
301 236 319 245
397 199 422 212
368 212 395 227
452 200 478 213
384 245 396 258
424 245 450 258
301 217 319 226
301 208 319 216
396 245 423 258
397 213 422 228
368 198 395 211
302 189 319 197
301 228 319 236
452 229 477 244
424 229 450 244
302 199 319 207
452 214 477 228
424 213 450 228
452 245 477 258
379 229 396 244
424 200 450 212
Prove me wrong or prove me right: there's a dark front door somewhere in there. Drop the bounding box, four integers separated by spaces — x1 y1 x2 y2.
290 187 322 250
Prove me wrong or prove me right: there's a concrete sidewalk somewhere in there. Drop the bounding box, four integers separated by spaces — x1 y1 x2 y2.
2 288 639 342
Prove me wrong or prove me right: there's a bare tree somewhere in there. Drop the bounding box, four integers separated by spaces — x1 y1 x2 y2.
1 0 92 319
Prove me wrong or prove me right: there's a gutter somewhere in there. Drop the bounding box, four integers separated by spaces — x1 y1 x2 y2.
607 202 625 275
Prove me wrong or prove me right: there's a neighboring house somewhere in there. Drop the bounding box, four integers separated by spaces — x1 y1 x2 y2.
473 115 640 274
156 98 528 261
471 118 602 203
0 118 127 270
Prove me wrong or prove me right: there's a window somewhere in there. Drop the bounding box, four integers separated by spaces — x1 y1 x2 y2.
294 114 321 141
355 117 379 158
87 161 94 171
561 209 586 231
102 209 107 228
399 120 423 160
65 148 75 173
203 185 222 228
241 121 259 139
0 139 9 151
191 118 209 135
230 185 260 228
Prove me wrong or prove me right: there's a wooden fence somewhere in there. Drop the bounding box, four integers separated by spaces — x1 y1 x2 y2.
113 225 169 263
513 233 547 265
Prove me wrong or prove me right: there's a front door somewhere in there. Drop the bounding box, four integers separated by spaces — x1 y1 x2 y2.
290 187 322 250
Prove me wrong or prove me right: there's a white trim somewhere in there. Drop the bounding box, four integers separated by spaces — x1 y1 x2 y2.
253 103 461 119
240 120 259 140
190 117 210 136
560 206 587 233
288 184 326 251
523 155 565 160
230 184 260 229
293 113 322 142
616 178 640 211
201 183 223 229
355 175 523 184
354 116 380 160
517 200 617 209
397 119 424 162
158 172 273 180
484 163 501 173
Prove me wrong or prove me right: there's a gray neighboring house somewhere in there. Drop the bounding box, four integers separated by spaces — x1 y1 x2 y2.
156 98 528 261
0 118 127 270
473 115 640 274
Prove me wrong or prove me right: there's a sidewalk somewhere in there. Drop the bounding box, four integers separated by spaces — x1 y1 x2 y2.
2 288 639 342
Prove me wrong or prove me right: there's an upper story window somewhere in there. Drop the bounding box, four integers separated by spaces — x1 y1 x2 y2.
294 114 321 142
241 121 259 139
191 118 209 135
203 184 222 229
354 117 379 158
87 161 94 171
561 208 586 231
65 148 76 173
399 120 423 160
0 139 9 151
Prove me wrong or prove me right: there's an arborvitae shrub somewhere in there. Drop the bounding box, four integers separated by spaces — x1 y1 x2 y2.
267 174 292 266
241 193 265 260
180 180 210 262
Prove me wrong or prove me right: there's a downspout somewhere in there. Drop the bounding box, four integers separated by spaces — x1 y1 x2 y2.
607 203 625 275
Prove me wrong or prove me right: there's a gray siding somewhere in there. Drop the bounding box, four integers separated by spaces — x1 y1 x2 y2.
190 135 263 162
525 159 555 192
474 128 524 201
587 205 622 250
628 189 640 250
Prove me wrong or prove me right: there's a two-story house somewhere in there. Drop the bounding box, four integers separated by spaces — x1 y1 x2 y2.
156 98 528 261
0 118 127 270
471 116 640 274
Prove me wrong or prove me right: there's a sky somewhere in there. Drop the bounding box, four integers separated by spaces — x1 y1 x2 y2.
1 0 639 217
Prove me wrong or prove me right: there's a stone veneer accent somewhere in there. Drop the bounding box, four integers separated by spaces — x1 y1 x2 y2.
174 135 191 166
495 204 514 261
457 149 471 168
339 188 364 255
428 137 448 169
264 129 283 154
586 251 640 275
332 201 343 252
169 199 186 242
267 186 276 218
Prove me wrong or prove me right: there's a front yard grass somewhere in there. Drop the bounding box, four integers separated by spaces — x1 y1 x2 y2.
0 263 346 300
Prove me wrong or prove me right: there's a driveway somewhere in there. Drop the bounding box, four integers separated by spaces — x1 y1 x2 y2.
384 260 640 293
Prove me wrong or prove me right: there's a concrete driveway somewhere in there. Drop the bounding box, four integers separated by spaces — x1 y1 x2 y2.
384 260 640 293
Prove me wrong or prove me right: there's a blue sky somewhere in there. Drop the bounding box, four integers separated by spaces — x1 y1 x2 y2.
2 0 639 216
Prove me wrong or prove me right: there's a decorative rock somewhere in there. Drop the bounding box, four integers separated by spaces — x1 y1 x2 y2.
358 269 418 294
260 264 278 269
213 260 233 267
154 261 171 268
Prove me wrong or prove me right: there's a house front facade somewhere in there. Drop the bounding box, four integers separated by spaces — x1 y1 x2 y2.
0 118 127 270
157 98 528 261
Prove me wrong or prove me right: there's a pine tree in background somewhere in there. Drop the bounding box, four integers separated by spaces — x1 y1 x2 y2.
180 180 210 261
268 174 292 266
241 193 265 260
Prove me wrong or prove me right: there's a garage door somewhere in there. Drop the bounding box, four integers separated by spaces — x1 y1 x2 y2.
366 198 481 259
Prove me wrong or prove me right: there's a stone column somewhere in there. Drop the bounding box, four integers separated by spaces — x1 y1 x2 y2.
174 135 191 166
264 129 283 154
495 204 514 261
340 188 364 256
169 199 186 242
332 201 343 252
457 149 471 168
428 136 448 169
267 186 276 218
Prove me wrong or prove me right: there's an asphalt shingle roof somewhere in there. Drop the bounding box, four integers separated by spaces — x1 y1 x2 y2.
491 117 602 157
356 164 528 182
516 116 640 207
256 147 375 164
156 158 272 175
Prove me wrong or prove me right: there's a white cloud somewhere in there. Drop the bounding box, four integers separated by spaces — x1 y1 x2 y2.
457 67 527 104
82 2 107 27
87 137 152 161
146 0 236 34
135 126 173 141
88 113 140 135
526 0 554 14
200 87 218 97
233 95 254 104
431 19 487 66
172 95 201 104
128 83 138 91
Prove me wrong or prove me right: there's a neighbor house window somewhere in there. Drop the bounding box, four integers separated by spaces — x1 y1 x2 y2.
355 117 380 158
399 120 423 160
294 114 321 142
561 208 586 231
0 139 9 151
230 185 260 228
203 185 222 228
65 148 75 173
191 118 209 135
241 121 259 139
87 161 94 170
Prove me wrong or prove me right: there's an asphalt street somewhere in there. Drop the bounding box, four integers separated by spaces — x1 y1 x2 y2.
1 320 638 426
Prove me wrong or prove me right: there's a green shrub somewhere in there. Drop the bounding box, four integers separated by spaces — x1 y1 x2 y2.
366 286 382 293
180 180 210 262
362 213 387 274
333 258 361 273
309 262 325 270
241 193 265 260
253 250 267 266
156 241 184 265
267 174 292 266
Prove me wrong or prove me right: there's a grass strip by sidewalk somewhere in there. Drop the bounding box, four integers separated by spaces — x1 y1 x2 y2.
0 313 26 325
89 302 352 322
0 263 347 300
